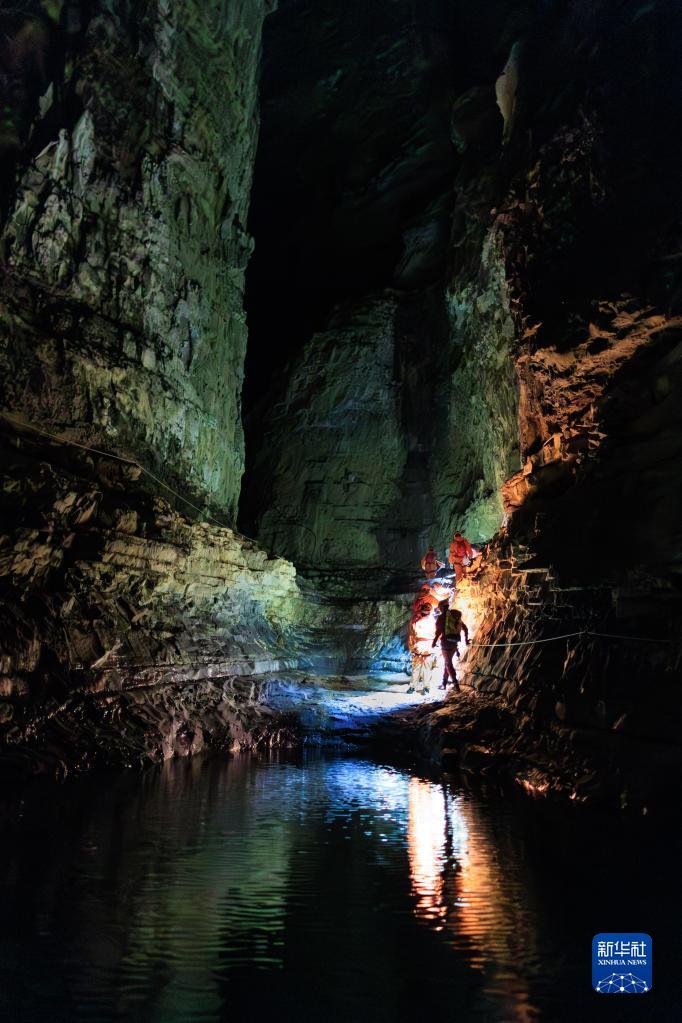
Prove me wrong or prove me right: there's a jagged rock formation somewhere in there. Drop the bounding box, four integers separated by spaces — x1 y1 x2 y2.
0 418 413 772
244 0 682 804
2 0 682 794
1 0 270 518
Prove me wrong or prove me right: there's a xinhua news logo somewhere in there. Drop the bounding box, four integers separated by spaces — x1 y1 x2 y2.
592 933 652 994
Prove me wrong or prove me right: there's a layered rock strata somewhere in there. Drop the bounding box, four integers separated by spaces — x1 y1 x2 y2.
0 417 298 769
0 421 411 774
384 535 682 811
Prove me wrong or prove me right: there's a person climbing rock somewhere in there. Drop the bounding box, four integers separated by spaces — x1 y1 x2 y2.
448 531 474 582
421 545 444 580
432 599 469 691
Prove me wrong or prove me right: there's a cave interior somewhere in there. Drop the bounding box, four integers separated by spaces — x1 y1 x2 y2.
0 0 681 811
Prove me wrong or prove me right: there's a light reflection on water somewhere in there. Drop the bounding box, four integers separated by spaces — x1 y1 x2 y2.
407 778 538 1022
0 755 675 1023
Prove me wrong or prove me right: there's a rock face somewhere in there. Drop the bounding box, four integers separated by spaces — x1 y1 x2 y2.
0 0 316 773
1 0 269 519
0 417 415 772
243 0 682 803
255 275 517 584
256 295 406 574
0 417 303 771
247 0 682 585
2 0 682 792
245 0 521 578
255 293 447 586
389 0 682 806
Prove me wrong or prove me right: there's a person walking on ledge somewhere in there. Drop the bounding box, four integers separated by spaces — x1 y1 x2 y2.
432 599 469 692
448 531 474 583
421 545 444 580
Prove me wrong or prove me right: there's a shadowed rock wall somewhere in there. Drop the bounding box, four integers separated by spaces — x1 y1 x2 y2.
245 0 525 580
384 0 682 807
248 0 682 591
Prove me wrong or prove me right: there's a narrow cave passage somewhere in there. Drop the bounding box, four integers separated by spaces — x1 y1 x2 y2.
1 2 682 1021
239 0 463 563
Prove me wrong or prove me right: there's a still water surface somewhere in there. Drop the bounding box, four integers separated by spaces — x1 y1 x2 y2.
0 754 678 1022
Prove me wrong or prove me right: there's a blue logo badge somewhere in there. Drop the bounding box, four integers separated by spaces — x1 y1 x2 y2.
592 933 652 993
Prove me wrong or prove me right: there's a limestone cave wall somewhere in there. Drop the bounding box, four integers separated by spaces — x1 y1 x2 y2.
0 0 308 771
1 0 270 518
246 0 682 599
243 0 534 580
397 0 682 806
2 0 682 787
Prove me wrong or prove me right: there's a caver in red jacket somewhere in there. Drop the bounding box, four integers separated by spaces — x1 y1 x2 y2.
421 546 444 579
448 532 474 581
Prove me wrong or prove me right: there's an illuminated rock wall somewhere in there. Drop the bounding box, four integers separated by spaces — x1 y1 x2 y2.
0 0 316 773
0 0 270 519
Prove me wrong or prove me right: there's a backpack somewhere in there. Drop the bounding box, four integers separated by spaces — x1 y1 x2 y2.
443 609 462 640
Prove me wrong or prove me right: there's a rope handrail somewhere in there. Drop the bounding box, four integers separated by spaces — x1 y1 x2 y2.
1 418 679 654
469 628 676 649
588 629 675 644
0 409 259 542
471 630 584 649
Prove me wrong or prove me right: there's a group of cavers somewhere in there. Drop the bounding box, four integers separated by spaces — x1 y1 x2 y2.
408 531 476 694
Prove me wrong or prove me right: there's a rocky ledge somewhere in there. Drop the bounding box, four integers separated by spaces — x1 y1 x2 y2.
375 536 682 813
0 418 415 776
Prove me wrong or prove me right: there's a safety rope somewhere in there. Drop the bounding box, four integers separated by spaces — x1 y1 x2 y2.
470 628 675 649
470 630 584 649
0 410 258 542
1 424 677 652
589 630 674 644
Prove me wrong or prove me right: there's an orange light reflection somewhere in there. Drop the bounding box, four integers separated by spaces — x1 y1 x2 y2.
407 777 540 1023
